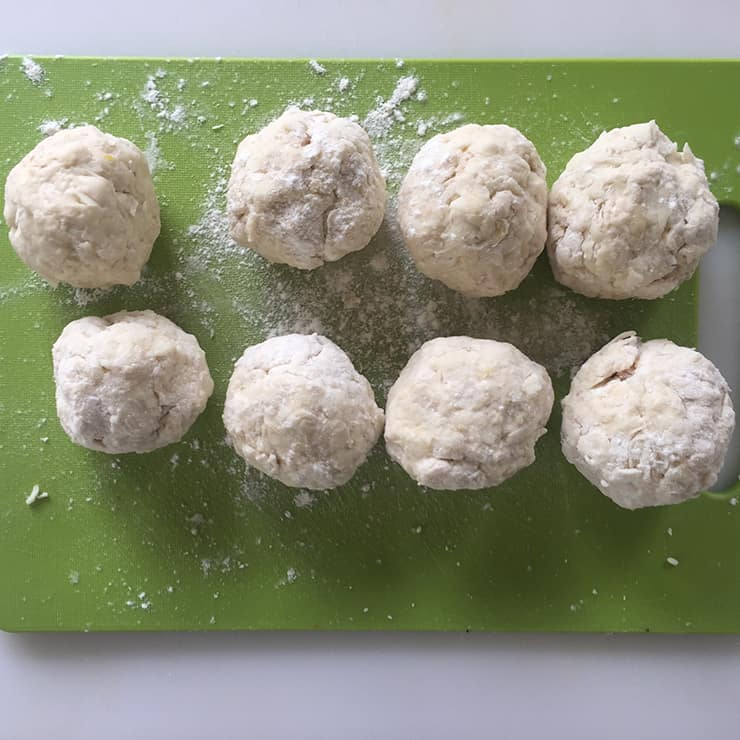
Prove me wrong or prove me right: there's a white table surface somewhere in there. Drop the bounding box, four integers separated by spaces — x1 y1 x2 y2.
2 2 740 738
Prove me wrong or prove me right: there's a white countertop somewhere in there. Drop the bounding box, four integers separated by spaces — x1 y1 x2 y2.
2 2 740 738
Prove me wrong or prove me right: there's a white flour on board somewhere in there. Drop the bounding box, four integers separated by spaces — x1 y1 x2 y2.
20 56 45 84
140 70 187 130
363 75 419 139
143 131 172 175
38 118 68 136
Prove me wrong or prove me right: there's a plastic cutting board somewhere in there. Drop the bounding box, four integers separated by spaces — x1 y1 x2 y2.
1 58 740 632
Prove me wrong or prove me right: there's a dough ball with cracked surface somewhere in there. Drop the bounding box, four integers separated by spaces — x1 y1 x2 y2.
223 334 384 490
227 109 386 270
561 332 734 509
547 121 719 299
52 310 213 454
384 336 554 490
397 124 547 297
4 125 160 288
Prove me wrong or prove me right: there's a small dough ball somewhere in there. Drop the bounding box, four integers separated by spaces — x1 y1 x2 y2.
52 310 214 454
385 336 554 490
4 125 160 288
227 109 386 270
397 124 547 297
548 121 719 299
223 334 384 489
561 332 735 509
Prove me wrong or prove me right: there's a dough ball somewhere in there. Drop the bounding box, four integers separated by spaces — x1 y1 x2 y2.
548 121 719 299
385 336 554 490
227 109 386 270
4 125 160 288
223 334 384 489
397 124 547 297
52 310 214 454
561 332 735 509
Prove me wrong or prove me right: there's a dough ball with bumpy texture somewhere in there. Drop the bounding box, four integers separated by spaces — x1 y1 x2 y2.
4 125 160 288
397 124 548 297
227 109 386 270
385 336 554 490
548 121 719 299
53 310 214 454
223 334 384 490
561 331 735 509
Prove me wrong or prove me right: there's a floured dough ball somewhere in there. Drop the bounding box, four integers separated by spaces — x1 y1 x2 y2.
227 109 386 269
52 310 214 454
385 336 554 490
397 124 547 297
548 121 719 299
4 125 160 288
561 332 735 509
223 334 384 489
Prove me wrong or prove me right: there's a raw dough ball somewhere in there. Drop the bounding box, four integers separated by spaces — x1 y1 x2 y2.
548 121 719 299
223 334 384 489
52 310 214 453
561 332 735 509
397 124 547 297
227 109 386 270
385 336 554 490
4 125 160 288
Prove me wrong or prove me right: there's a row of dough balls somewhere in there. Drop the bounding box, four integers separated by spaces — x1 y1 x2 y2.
52 310 735 510
4 114 719 301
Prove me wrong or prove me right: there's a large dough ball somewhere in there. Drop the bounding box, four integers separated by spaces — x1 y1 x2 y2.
397 124 547 297
4 125 160 288
561 332 735 509
385 336 554 490
548 121 719 299
223 334 384 489
227 109 386 270
52 310 213 453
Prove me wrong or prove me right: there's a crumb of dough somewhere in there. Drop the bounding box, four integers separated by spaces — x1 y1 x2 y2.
25 484 49 505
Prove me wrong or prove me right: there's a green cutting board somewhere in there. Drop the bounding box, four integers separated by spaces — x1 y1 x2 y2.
1 58 739 632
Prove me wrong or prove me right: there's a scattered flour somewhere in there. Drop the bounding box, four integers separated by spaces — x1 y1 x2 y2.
21 56 45 85
38 118 68 136
68 571 80 585
363 75 419 139
293 491 316 508
141 71 187 130
144 131 171 174
308 59 327 76
666 557 680 567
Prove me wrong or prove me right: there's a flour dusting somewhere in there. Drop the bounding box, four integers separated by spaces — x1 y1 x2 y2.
141 71 187 130
21 56 45 85
144 131 171 175
363 75 419 139
38 118 68 136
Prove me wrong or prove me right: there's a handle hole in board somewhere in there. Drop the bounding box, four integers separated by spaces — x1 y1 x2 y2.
699 203 740 492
